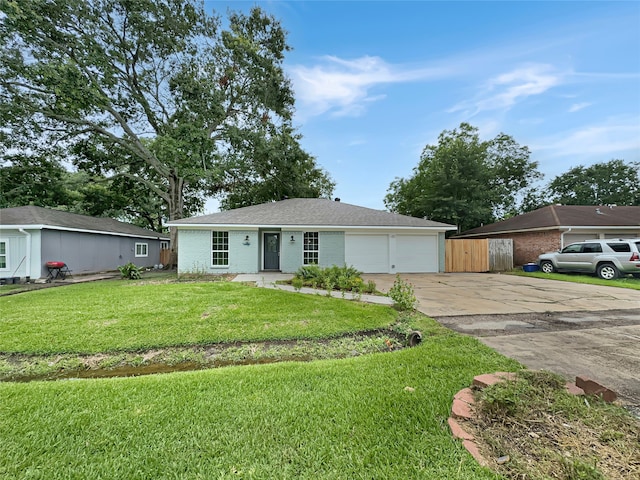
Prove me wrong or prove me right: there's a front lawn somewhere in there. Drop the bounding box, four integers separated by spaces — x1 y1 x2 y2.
0 277 520 478
511 270 640 290
0 280 396 354
0 336 518 479
3 277 634 479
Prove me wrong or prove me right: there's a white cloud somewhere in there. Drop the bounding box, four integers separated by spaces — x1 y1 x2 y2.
347 138 366 147
568 102 591 113
532 121 640 158
289 55 452 118
449 64 564 116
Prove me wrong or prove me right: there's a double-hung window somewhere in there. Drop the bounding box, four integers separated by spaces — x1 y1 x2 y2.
135 243 148 257
303 232 319 265
0 241 7 270
212 231 229 267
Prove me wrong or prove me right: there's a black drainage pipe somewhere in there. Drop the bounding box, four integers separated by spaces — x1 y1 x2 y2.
407 331 422 347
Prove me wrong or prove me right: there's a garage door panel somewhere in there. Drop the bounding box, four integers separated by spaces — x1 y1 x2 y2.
396 235 438 273
345 235 388 273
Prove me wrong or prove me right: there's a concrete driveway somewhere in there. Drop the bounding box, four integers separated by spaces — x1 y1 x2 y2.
364 273 640 404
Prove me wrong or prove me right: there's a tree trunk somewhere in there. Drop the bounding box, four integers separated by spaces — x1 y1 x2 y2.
167 174 185 267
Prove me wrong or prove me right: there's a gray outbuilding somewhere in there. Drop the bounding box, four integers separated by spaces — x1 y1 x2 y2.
0 206 169 281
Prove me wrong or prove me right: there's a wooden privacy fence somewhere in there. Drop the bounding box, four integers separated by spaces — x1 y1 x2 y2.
445 239 513 273
160 249 171 266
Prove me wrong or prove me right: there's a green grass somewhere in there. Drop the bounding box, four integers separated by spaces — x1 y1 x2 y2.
0 278 522 478
0 280 396 354
0 337 518 479
511 270 640 290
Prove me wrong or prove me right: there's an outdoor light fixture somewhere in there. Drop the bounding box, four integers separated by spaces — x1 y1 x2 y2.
290 235 295 243
243 235 250 246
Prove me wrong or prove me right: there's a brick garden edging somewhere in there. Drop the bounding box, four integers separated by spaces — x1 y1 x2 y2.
448 371 618 466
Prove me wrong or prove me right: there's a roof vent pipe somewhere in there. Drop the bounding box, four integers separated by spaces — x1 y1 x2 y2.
334 198 340 202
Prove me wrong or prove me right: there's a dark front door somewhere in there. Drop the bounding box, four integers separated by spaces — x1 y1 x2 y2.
264 233 280 270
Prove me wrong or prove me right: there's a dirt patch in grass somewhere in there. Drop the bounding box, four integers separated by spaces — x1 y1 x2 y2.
464 371 640 479
0 328 416 382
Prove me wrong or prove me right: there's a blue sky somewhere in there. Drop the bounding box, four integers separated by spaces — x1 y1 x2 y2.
206 1 640 212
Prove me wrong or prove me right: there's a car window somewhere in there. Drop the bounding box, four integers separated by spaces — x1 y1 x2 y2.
581 243 602 253
607 243 631 252
561 244 583 253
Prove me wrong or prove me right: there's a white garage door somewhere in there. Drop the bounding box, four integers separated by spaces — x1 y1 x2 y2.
345 235 389 273
395 235 438 273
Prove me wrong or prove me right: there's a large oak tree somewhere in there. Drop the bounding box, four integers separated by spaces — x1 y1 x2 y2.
0 0 333 254
385 123 541 232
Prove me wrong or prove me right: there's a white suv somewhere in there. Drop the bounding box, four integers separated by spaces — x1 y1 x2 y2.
538 238 640 280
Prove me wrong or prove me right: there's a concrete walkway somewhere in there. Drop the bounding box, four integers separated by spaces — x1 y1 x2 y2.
231 273 393 305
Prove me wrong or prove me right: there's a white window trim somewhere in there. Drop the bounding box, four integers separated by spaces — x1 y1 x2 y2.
211 231 230 268
303 232 319 265
135 242 149 257
0 240 8 271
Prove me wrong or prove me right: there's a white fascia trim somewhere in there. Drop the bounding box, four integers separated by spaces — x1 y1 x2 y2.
169 224 456 232
459 225 640 237
0 224 168 240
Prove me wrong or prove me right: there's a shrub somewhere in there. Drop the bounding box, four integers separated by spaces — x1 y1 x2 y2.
388 274 417 311
292 277 304 292
118 262 142 280
363 280 377 294
293 264 366 293
296 264 322 281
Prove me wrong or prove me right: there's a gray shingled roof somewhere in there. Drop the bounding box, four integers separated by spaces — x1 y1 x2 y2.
0 206 169 239
458 205 640 236
168 198 456 229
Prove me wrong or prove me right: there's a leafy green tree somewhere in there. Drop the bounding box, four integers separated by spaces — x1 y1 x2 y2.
60 171 168 231
219 125 335 210
0 0 332 254
385 123 541 232
518 187 551 213
548 159 639 206
0 155 168 230
0 154 71 208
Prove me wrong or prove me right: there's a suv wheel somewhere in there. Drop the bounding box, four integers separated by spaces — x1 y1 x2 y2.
540 261 555 274
596 263 618 280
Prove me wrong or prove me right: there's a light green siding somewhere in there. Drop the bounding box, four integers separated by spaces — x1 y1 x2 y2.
318 231 345 267
177 229 259 274
279 231 344 272
280 231 301 273
176 228 446 274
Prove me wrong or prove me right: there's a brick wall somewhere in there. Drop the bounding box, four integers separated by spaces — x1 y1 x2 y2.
481 231 561 266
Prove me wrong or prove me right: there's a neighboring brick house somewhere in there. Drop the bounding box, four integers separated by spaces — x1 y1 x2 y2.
455 205 640 266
